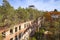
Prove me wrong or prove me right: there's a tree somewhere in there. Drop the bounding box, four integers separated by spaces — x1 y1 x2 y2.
0 0 15 27
16 7 30 22
54 9 58 12
0 0 42 27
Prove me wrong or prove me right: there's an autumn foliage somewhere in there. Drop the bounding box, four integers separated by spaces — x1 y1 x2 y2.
44 10 60 21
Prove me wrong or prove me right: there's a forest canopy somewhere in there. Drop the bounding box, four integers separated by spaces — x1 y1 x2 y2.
0 0 44 27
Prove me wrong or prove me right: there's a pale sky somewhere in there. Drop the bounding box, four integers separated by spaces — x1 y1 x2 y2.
0 0 60 11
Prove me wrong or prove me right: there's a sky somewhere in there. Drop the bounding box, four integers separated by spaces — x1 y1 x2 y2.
0 0 60 11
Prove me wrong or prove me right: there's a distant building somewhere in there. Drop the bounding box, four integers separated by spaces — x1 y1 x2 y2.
29 5 35 9
29 5 35 7
51 14 59 18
